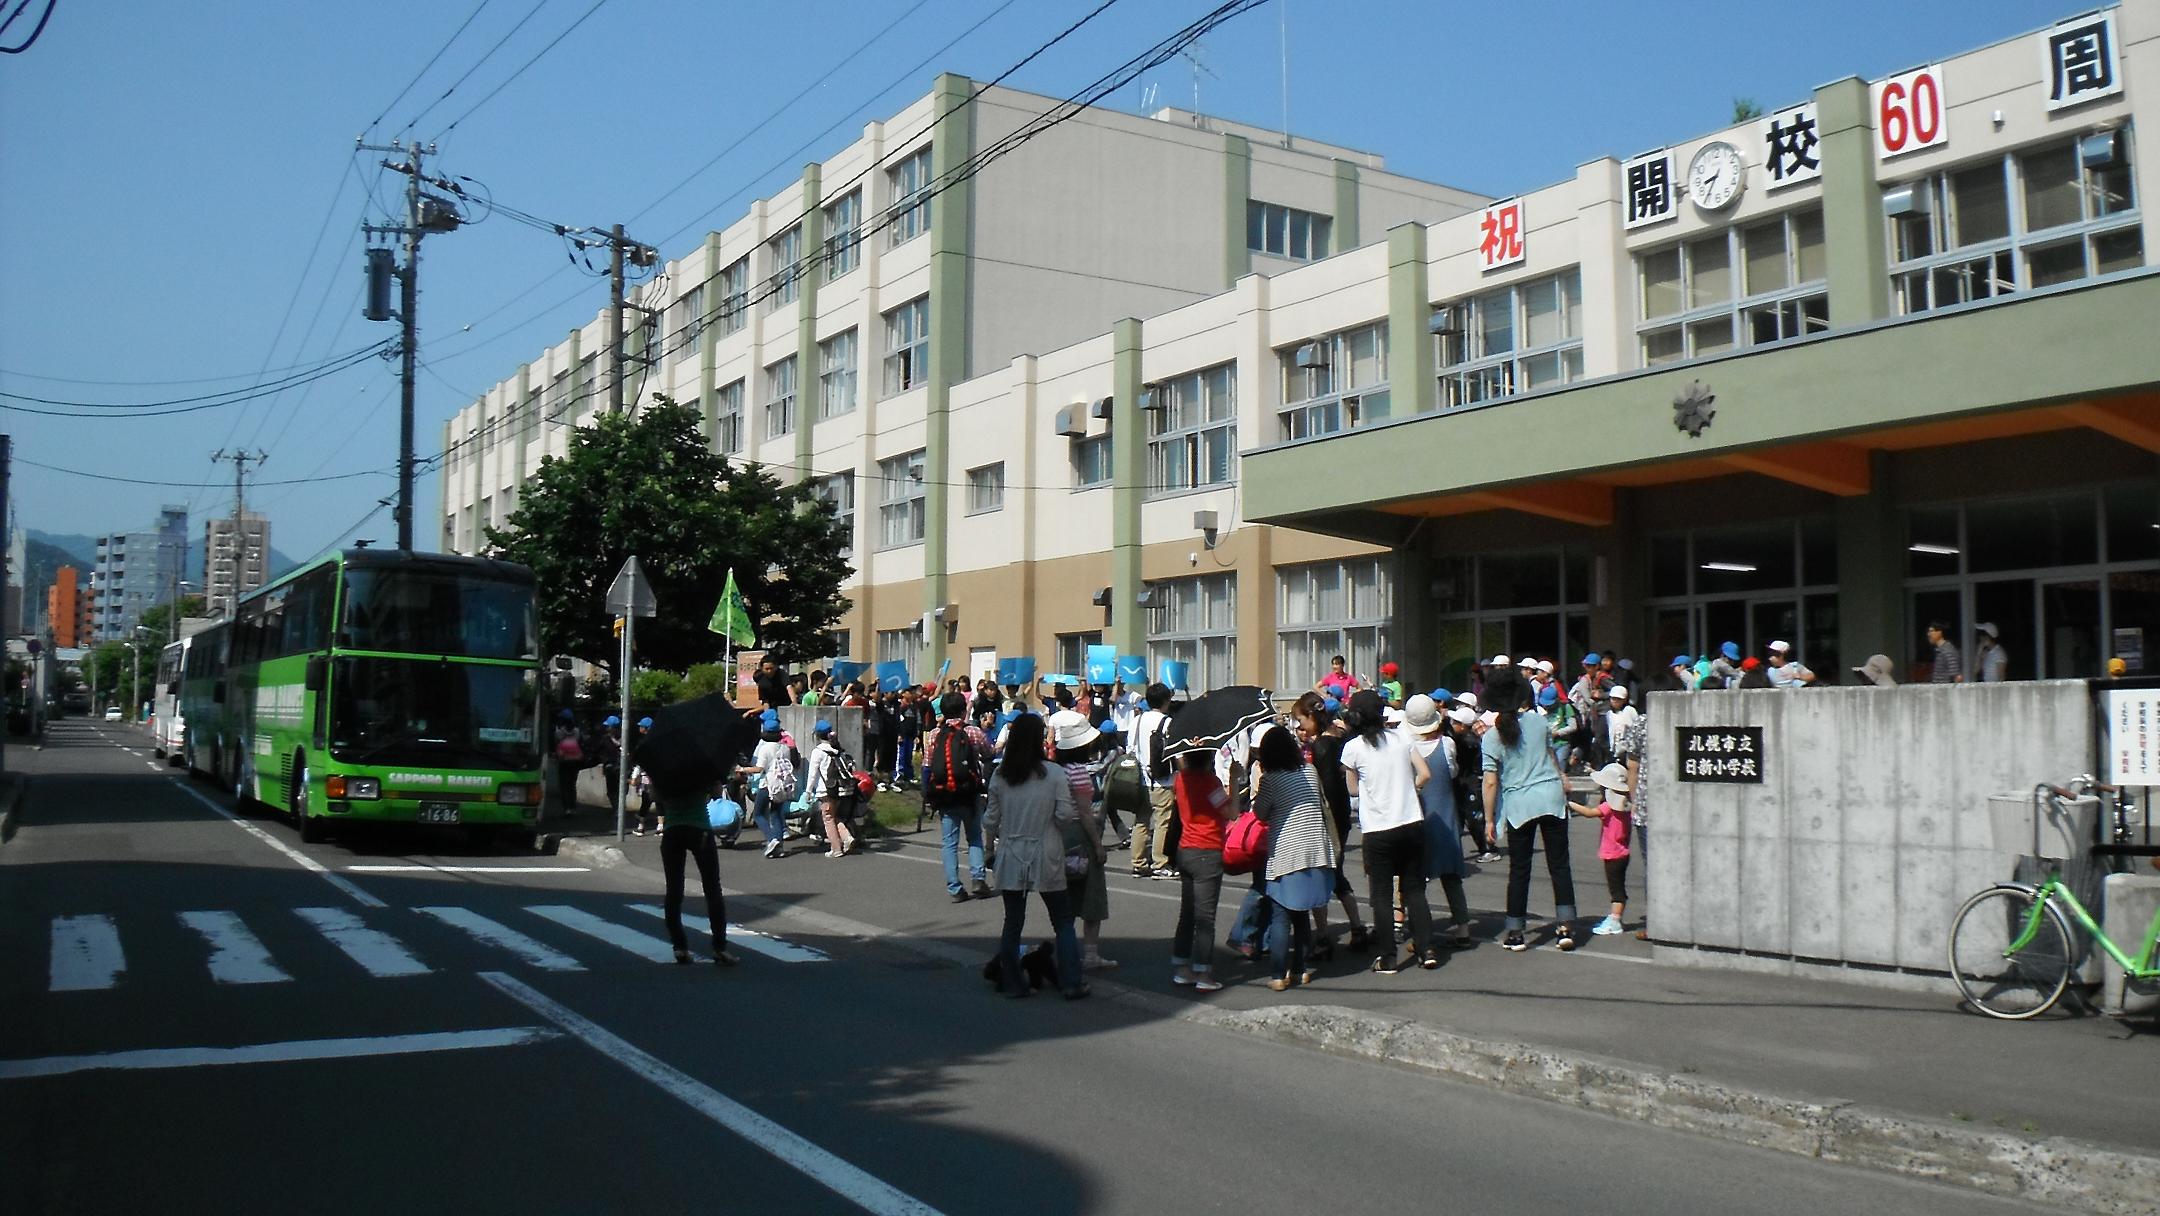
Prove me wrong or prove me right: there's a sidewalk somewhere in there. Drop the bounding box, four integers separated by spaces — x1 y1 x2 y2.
544 803 2160 1215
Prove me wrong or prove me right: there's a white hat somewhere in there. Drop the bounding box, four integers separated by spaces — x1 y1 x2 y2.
1448 706 1475 726
1047 709 1098 753
1517 657 1538 669
1403 693 1443 735
1851 654 1898 687
1488 653 1512 667
1383 706 1404 726
1768 640 1790 654
1591 762 1630 793
1476 711 1499 729
1974 621 1998 637
1607 685 1629 701
1455 691 1479 710
1537 659 1555 675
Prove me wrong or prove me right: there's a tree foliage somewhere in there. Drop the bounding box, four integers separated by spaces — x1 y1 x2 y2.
630 668 684 709
484 397 853 674
681 663 733 701
1730 97 1764 123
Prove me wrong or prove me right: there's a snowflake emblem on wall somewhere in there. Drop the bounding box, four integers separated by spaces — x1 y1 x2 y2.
1673 380 1716 438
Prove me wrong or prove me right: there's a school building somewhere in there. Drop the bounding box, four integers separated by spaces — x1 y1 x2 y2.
445 7 2159 695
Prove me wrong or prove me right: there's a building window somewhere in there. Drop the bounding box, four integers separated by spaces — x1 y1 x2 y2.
888 146 932 246
1887 131 2142 314
764 356 797 440
765 225 803 313
812 471 855 544
1639 211 1825 364
574 356 597 419
1246 201 1332 261
823 189 862 281
817 328 857 421
1055 631 1103 679
1072 434 1112 488
883 296 929 396
1280 321 1388 440
1146 573 1237 694
877 623 925 680
1145 363 1235 497
876 449 926 549
1277 558 1394 692
712 379 744 455
667 284 704 363
1435 269 1585 407
716 256 749 336
965 462 1004 514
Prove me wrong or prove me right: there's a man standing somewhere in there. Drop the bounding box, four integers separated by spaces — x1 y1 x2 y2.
754 657 793 708
1973 622 2009 682
1128 683 1179 880
1927 621 1963 684
922 692 992 902
1765 640 1815 688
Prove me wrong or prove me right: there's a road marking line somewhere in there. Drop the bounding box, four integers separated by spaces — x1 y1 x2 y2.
870 846 1182 902
347 865 591 873
480 972 943 1216
0 1026 560 1081
415 907 584 972
294 907 430 977
626 904 830 963
177 911 292 985
49 915 125 992
525 905 674 963
169 779 386 909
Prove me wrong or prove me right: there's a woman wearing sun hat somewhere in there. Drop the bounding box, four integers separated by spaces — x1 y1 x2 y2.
1404 694 1471 951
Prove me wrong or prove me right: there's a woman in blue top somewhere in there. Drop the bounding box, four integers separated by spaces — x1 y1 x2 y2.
1479 670 1578 953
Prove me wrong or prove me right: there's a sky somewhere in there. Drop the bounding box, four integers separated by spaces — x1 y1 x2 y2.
0 0 2098 560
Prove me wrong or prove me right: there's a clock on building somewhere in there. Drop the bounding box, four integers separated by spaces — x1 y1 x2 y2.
1686 141 1747 210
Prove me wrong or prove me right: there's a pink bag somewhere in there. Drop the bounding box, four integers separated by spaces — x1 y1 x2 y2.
1221 811 1270 875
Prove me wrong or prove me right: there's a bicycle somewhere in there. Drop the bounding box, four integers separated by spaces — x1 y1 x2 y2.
1946 776 2160 1020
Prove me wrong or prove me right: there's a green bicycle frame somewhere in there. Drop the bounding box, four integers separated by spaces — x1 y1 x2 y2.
2015 874 2160 979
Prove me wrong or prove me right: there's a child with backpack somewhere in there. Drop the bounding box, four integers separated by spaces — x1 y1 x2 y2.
806 720 860 858
924 692 992 900
736 709 798 858
1091 725 1143 849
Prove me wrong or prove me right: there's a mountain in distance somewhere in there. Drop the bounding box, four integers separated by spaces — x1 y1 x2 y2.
27 529 300 588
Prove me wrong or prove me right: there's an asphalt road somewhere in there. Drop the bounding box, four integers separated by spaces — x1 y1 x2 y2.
0 719 2057 1215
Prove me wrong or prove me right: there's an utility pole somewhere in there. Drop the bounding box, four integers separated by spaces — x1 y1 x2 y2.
1 434 9 773
209 449 267 617
588 224 657 414
361 139 462 550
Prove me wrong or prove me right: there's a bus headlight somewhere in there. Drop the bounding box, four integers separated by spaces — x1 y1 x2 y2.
330 776 381 800
496 783 541 805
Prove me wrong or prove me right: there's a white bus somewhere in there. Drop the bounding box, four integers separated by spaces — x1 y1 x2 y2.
152 637 189 763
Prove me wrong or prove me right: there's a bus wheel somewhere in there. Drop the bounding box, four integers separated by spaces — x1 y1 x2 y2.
293 757 325 843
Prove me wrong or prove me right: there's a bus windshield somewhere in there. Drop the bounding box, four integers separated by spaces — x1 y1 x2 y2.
329 657 540 769
341 568 537 659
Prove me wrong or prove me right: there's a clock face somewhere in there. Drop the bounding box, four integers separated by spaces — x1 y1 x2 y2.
1687 141 1746 210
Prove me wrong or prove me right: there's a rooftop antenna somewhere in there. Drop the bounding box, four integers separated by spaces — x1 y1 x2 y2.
1279 0 1293 147
1140 80 1158 112
1180 40 1218 120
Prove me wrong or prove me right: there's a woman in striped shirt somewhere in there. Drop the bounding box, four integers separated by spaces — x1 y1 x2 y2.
1252 726 1341 990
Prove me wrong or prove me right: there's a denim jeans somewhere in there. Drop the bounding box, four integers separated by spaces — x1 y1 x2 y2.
1268 902 1312 979
893 742 916 784
1362 822 1433 960
1228 875 1271 953
938 800 986 895
997 888 1080 994
1172 846 1225 970
661 825 724 952
1504 814 1579 931
752 788 786 846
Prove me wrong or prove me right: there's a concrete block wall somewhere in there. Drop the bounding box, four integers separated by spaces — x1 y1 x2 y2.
1646 681 2094 988
775 706 865 775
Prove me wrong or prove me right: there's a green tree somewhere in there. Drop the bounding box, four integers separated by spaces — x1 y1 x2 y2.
138 596 207 648
681 662 733 701
1731 97 1764 123
484 396 853 674
630 668 684 710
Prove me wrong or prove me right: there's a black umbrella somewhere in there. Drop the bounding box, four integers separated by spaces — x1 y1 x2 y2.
633 693 761 795
1160 685 1277 760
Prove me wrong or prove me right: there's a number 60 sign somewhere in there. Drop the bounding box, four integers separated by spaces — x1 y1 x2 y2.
1873 64 1947 160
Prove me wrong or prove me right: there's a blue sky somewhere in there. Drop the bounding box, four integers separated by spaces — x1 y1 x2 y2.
0 0 2092 558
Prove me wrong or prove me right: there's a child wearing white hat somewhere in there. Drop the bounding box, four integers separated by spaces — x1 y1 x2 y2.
1568 763 1634 936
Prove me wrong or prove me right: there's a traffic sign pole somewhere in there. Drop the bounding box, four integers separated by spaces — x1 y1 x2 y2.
604 555 655 843
617 612 633 842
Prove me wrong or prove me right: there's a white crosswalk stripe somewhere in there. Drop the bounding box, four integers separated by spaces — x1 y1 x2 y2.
49 915 125 991
415 907 584 972
294 907 431 978
178 910 292 985
626 904 830 963
524 905 676 963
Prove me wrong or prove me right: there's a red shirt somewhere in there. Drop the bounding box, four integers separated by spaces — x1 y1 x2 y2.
1173 769 1230 851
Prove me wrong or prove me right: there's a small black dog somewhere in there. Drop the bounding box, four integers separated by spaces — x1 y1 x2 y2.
980 941 1058 991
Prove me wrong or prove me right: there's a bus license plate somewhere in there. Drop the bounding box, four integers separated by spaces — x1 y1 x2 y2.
418 802 461 825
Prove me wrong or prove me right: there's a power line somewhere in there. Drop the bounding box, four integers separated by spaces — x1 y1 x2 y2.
365 0 494 135
0 343 389 412
393 0 553 139
432 0 611 141
0 0 56 54
15 456 392 489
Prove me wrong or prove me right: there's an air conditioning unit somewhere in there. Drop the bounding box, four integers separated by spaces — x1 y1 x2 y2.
1294 342 1329 369
1140 386 1163 413
1192 509 1219 532
1054 406 1085 439
2080 128 2124 169
1090 586 1111 607
1091 396 1114 420
1882 180 1932 218
1134 587 1164 609
1428 305 1462 337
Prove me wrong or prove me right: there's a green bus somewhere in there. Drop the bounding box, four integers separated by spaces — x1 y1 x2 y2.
180 549 545 843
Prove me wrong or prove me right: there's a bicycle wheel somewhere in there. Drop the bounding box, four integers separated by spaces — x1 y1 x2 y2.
1948 885 2076 1020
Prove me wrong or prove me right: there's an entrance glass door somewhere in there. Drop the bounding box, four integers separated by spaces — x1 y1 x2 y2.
1908 588 1963 683
2041 577 2104 678
1748 598 1802 662
1971 579 2037 680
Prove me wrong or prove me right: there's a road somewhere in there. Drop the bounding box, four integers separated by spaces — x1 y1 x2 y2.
0 719 2056 1215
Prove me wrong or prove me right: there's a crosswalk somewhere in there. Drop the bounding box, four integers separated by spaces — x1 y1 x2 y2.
33 903 827 993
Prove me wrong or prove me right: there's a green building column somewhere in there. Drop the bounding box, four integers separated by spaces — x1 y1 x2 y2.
1386 223 1434 417
698 233 723 452
1223 134 1252 287
794 164 824 477
1108 317 1146 656
1332 160 1360 253
924 72 976 671
512 364 532 486
1837 451 1904 670
1815 77 1890 326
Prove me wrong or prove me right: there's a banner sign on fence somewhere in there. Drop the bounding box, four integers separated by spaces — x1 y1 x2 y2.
1676 726 1765 784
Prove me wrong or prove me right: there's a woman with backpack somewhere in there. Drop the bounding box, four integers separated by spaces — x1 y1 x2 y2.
1051 713 1116 972
924 692 992 901
1481 669 1579 952
1339 689 1438 973
984 713 1085 999
1251 726 1339 990
805 719 860 859
736 709 797 859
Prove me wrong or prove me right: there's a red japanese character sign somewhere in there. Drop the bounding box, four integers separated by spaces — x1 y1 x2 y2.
1477 198 1525 271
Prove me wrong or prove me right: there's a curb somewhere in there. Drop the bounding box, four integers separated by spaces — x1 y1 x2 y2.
547 834 628 869
1177 1003 2160 1216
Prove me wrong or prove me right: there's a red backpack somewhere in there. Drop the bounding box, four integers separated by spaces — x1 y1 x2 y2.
1221 810 1270 875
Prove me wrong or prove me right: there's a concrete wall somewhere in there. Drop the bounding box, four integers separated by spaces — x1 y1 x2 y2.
1646 680 2094 989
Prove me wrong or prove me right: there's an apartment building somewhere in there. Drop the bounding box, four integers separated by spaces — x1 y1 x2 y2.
447 11 2158 691
91 506 187 643
46 565 90 649
204 512 271 619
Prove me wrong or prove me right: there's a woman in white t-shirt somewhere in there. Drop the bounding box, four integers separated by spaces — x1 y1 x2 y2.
734 709 798 858
1337 689 1436 973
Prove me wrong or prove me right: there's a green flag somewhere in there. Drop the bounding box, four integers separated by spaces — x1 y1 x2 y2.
709 568 757 648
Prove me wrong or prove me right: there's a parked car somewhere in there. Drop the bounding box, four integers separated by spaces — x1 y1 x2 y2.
103 706 123 722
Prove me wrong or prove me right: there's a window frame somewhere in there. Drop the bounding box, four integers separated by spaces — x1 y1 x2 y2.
1435 269 1587 407
888 146 933 247
1144 363 1237 499
1637 210 1828 365
965 462 1005 515
1246 201 1334 261
812 470 856 545
716 256 749 337
712 379 744 455
668 283 704 364
817 328 858 421
1144 572 1238 695
765 225 803 314
1071 433 1112 490
1279 320 1390 440
1276 557 1395 694
823 189 862 281
876 449 927 550
763 355 797 440
882 296 929 397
